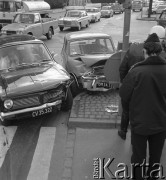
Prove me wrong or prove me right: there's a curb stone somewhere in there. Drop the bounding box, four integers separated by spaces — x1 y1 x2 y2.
62 128 76 180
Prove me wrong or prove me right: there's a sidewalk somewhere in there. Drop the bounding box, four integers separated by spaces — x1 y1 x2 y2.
64 89 166 180
62 128 166 180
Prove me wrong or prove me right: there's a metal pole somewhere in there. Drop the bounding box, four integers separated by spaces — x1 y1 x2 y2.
118 0 132 116
122 0 131 52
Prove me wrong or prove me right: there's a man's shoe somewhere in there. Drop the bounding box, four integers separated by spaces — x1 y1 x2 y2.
118 130 126 140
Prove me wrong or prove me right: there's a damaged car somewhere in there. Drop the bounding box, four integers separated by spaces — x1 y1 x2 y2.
61 32 120 93
0 34 73 126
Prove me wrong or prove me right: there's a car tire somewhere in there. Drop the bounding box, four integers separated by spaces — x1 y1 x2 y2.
59 26 64 31
86 21 90 28
108 14 111 18
46 28 53 40
77 23 81 31
61 88 73 111
70 77 81 98
98 18 100 21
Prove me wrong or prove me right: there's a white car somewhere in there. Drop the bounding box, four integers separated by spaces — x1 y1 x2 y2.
152 4 166 14
85 7 101 23
58 10 90 31
101 6 114 18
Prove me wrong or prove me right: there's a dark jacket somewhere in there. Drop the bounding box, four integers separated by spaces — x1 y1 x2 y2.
119 42 144 83
119 55 166 135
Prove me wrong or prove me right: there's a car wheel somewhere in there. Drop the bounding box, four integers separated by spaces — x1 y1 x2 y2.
77 23 81 31
108 14 111 18
133 9 135 12
86 21 90 28
61 88 73 111
59 26 64 31
70 77 81 98
46 28 53 40
98 18 100 21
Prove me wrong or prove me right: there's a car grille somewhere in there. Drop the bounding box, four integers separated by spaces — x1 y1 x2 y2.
9 86 66 111
6 31 16 35
43 89 65 103
12 96 40 110
64 21 71 26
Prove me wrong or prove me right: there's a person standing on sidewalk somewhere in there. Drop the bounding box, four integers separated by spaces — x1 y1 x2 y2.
119 33 166 180
118 25 166 140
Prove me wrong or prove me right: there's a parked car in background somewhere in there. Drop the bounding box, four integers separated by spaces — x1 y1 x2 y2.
58 9 90 31
152 4 166 14
101 6 114 18
132 0 143 11
85 7 101 23
1 11 58 40
112 3 124 14
61 32 120 93
157 9 166 27
0 35 73 125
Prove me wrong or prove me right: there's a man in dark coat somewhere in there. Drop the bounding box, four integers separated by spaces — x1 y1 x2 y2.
119 33 166 180
118 25 166 140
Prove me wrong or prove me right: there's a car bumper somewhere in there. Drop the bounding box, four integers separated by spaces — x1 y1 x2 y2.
81 75 119 91
0 100 62 121
58 24 79 28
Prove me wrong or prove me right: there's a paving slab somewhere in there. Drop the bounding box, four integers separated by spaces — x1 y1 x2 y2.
68 90 121 129
71 128 166 180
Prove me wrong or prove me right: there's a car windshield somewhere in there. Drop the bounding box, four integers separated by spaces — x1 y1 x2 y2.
0 43 52 70
69 38 114 56
66 11 80 17
14 14 34 23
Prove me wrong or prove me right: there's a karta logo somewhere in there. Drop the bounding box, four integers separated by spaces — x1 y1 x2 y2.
93 157 165 179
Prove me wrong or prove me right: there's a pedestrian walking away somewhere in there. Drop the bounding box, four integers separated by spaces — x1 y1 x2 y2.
119 33 166 180
118 25 166 140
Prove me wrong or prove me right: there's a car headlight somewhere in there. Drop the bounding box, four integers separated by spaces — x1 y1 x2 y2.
1 30 6 34
4 99 13 109
16 30 23 35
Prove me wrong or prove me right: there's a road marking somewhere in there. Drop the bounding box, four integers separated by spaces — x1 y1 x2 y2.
27 127 56 180
0 126 17 168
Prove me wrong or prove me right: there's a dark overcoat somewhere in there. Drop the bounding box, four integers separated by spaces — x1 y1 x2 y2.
119 55 166 135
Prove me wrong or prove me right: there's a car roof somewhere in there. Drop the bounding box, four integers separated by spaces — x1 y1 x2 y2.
0 35 40 47
65 32 110 41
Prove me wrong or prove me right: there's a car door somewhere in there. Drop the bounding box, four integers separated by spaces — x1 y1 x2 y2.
32 14 43 38
81 12 87 26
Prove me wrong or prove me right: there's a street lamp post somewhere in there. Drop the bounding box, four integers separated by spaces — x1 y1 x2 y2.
119 0 132 115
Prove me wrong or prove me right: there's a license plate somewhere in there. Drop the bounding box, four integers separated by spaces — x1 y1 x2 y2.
96 82 113 88
32 107 52 117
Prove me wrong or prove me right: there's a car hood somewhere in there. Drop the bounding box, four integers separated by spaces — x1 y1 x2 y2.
0 63 70 98
67 54 112 76
2 23 29 31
